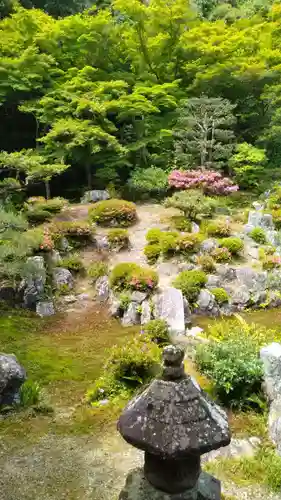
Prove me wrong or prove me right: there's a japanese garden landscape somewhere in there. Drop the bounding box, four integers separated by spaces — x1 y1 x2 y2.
2 0 281 499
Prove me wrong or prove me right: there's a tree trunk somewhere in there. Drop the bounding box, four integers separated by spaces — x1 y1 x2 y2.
45 180 51 200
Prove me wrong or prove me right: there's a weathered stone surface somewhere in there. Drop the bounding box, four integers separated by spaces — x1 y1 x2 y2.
81 189 110 203
236 267 267 292
178 263 197 272
50 250 62 265
260 343 281 402
53 267 73 290
95 234 109 251
153 288 185 335
197 472 221 500
122 302 140 326
23 256 46 308
216 265 236 282
109 296 122 318
131 291 147 304
157 262 180 276
141 300 151 325
183 298 192 325
268 290 281 308
268 397 281 455
206 275 222 289
231 285 250 307
267 270 281 290
250 290 267 306
0 354 26 406
36 300 55 317
197 289 215 311
203 437 261 463
191 222 200 234
95 276 109 302
219 301 236 316
247 246 259 260
200 239 218 254
248 210 273 230
252 201 264 211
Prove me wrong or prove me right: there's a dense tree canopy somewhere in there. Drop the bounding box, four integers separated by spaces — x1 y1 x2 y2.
1 0 281 197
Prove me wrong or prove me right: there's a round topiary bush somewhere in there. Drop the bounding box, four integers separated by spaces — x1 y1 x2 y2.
89 199 137 227
173 270 207 302
160 232 178 256
107 228 129 250
206 220 231 237
211 247 232 263
197 254 216 273
52 220 95 247
220 237 244 255
170 216 192 232
249 227 267 244
146 228 163 244
177 233 201 254
110 262 158 292
144 243 161 264
212 288 229 305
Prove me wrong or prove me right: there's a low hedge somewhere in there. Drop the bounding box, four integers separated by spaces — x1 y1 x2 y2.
110 262 158 292
173 270 207 302
219 237 244 255
144 243 161 264
89 199 137 227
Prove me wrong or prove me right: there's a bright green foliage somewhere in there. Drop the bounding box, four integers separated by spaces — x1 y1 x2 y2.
212 287 229 305
211 246 232 262
26 196 67 213
195 336 263 408
146 228 162 244
249 227 267 244
268 184 281 209
220 237 244 255
175 96 236 169
229 143 268 190
173 270 207 302
128 167 169 199
170 215 191 232
262 255 281 270
107 228 129 250
86 335 161 403
25 207 52 224
143 319 170 346
197 254 216 273
206 220 231 237
19 380 42 407
270 208 281 229
144 243 161 264
160 231 178 255
165 190 216 221
58 253 84 273
177 233 201 254
110 262 158 292
87 261 108 281
89 199 137 227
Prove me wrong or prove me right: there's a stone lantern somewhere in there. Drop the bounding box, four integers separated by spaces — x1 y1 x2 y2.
118 345 231 500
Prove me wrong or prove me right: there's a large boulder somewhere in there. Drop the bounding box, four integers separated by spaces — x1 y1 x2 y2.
236 267 267 292
195 289 219 317
268 397 281 455
153 288 185 335
53 267 74 291
131 291 147 304
0 354 26 406
81 190 110 204
216 265 236 282
260 342 281 402
95 276 110 302
231 285 250 309
206 275 222 290
122 302 140 326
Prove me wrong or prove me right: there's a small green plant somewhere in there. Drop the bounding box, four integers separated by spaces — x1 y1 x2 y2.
212 287 229 305
110 262 158 292
170 216 191 232
143 319 170 346
119 292 131 310
197 254 216 273
107 228 129 250
26 208 52 224
160 232 178 256
173 270 207 302
206 220 231 237
211 247 232 262
177 233 201 254
271 208 281 229
219 237 244 255
144 243 161 264
59 254 84 273
195 336 263 408
89 199 137 227
249 227 267 244
146 228 163 244
19 380 41 407
87 261 108 281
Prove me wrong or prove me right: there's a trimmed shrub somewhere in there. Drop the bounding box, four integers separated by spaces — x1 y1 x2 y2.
110 262 158 292
52 220 95 247
195 337 263 408
107 228 129 250
270 209 281 230
160 232 178 256
263 255 281 270
197 254 216 273
206 220 231 237
168 169 238 195
86 335 161 403
165 190 217 221
87 261 108 281
26 208 52 224
212 288 229 305
249 227 267 244
144 243 161 264
143 319 170 346
89 199 137 227
26 196 67 214
128 167 168 198
211 247 232 263
220 237 244 255
177 233 201 254
58 254 84 273
170 216 192 232
173 270 207 302
146 228 163 244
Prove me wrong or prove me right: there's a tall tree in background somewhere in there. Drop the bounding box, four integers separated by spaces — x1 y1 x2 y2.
174 96 236 170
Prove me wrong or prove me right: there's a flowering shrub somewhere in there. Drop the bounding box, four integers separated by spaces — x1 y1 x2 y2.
211 247 232 262
219 237 244 255
263 255 281 270
50 220 95 247
168 169 238 195
110 262 158 292
89 199 137 227
39 228 54 252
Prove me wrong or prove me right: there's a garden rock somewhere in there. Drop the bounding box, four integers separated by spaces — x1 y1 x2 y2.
60 237 71 252
23 256 46 309
216 265 236 282
131 291 147 304
196 289 219 317
191 221 200 233
268 291 281 308
200 239 218 254
122 302 140 326
203 437 261 463
157 261 180 276
206 275 222 289
95 234 109 251
267 270 281 290
236 267 267 292
260 342 281 402
153 288 185 335
0 354 26 406
141 300 151 325
231 285 250 308
268 397 281 455
109 296 122 318
95 276 110 302
183 297 192 325
50 250 62 265
250 290 267 306
220 301 236 316
36 300 55 317
63 295 77 304
53 267 73 290
81 189 110 204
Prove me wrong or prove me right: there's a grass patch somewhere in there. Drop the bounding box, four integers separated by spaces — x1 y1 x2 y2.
229 410 268 439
